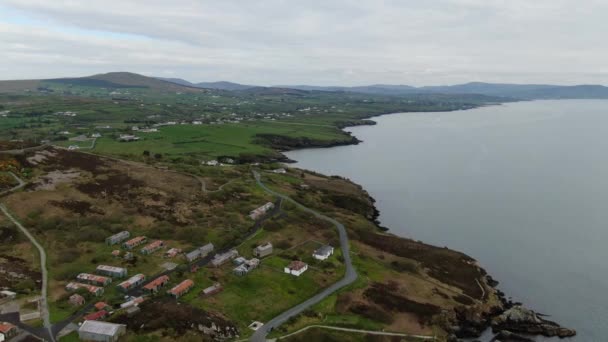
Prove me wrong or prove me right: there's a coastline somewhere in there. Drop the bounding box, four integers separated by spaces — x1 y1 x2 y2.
281 105 576 340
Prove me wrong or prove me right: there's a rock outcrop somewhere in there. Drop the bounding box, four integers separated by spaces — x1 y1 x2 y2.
491 305 576 338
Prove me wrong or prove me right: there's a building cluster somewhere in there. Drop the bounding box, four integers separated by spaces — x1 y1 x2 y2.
233 257 260 276
249 202 275 220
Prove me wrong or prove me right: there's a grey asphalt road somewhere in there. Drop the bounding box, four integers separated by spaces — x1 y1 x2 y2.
250 171 357 342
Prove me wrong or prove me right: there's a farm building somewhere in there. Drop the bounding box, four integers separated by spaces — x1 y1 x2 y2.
249 202 275 220
210 249 238 267
122 236 147 250
120 296 144 309
83 310 108 321
78 320 126 342
117 134 140 142
185 243 214 262
201 283 223 297
105 231 130 245
284 260 308 277
69 294 85 306
253 242 273 258
66 282 104 296
167 279 194 298
117 274 145 292
165 247 182 258
233 258 260 276
143 275 170 293
313 245 335 261
140 240 164 255
0 322 17 341
77 273 112 286
96 265 128 278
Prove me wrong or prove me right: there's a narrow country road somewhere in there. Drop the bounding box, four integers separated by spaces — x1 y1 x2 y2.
277 324 436 340
0 172 26 196
0 205 55 342
250 171 358 342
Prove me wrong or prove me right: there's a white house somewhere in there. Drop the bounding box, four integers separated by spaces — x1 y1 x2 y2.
205 160 219 166
284 260 308 276
313 245 335 261
272 168 287 174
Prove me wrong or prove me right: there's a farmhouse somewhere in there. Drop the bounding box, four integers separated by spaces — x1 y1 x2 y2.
77 273 112 286
96 265 128 278
165 247 181 258
185 243 214 262
105 231 130 245
313 245 335 261
69 294 85 306
122 236 147 250
201 283 223 297
253 242 273 258
210 249 238 267
78 320 126 342
0 322 17 341
284 260 308 277
167 279 194 298
233 258 260 276
143 275 170 293
140 240 164 255
117 274 146 292
249 202 275 220
66 282 104 296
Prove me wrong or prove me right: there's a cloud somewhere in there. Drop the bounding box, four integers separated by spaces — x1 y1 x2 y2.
0 0 606 85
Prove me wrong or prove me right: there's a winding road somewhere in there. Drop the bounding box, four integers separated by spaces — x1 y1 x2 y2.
0 205 55 342
250 171 358 342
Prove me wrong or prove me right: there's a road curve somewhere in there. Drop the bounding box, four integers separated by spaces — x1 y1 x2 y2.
250 171 357 342
0 205 55 342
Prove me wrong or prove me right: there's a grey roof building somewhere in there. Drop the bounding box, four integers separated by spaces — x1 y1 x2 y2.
78 320 126 342
253 242 273 258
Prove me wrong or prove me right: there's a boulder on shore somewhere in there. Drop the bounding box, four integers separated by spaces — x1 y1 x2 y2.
491 305 576 338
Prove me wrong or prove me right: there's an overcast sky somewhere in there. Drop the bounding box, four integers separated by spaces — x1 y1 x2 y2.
0 0 606 86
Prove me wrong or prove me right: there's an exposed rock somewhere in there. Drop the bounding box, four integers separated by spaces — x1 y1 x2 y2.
492 305 576 338
491 330 534 342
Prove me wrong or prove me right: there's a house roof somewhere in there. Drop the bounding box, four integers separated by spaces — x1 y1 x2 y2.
79 320 124 336
169 279 194 294
314 245 334 256
94 302 109 310
143 275 169 289
83 310 107 321
288 260 307 271
0 323 16 333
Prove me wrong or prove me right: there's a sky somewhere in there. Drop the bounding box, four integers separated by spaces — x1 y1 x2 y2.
0 0 607 86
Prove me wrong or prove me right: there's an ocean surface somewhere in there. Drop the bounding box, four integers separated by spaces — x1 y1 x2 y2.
285 100 608 341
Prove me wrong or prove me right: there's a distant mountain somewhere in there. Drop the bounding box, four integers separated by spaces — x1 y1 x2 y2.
155 77 196 87
281 82 608 99
195 81 256 91
0 72 206 93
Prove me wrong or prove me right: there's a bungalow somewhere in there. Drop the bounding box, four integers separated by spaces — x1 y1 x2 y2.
106 231 130 245
253 242 273 258
96 265 128 278
210 249 238 267
66 282 104 296
83 310 107 321
140 240 164 255
117 274 146 292
233 258 260 276
77 273 112 286
69 294 85 306
313 245 335 261
201 283 222 297
0 322 17 341
143 275 170 294
284 260 308 277
249 202 275 220
185 243 214 262
167 279 194 298
164 248 182 258
122 236 147 250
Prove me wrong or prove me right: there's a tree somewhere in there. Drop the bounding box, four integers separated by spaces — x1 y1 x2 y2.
142 150 151 157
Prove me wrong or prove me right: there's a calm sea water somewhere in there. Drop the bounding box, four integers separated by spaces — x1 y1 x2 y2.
285 100 608 341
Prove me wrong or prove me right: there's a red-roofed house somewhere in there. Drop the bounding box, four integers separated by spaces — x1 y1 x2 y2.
167 279 194 298
143 275 170 293
94 302 110 311
83 310 108 321
284 260 308 276
0 322 17 341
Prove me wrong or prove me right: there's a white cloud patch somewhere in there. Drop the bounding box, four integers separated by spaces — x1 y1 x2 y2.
0 0 606 85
